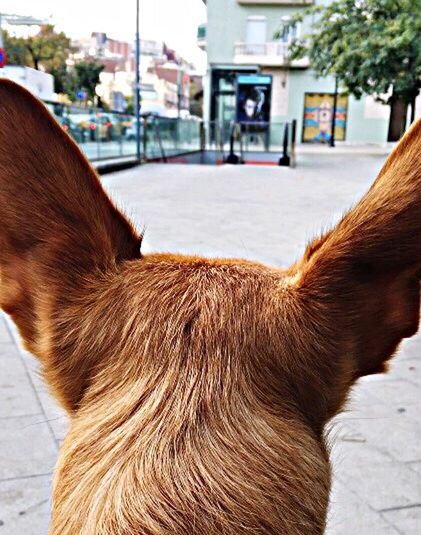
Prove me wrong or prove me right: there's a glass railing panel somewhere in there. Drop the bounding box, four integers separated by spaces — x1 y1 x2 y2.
45 100 294 165
268 122 288 152
45 100 139 161
143 118 201 160
119 114 138 157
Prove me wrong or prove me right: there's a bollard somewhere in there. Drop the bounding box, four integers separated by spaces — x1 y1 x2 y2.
278 123 290 166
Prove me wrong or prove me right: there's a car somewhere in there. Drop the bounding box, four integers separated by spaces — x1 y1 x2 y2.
57 116 85 143
72 113 97 142
88 113 124 142
125 118 144 141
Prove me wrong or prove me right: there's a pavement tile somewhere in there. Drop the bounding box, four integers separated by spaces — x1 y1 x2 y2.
382 506 421 534
407 462 421 477
388 358 421 388
29 377 68 443
397 337 421 361
18 352 68 443
0 318 12 345
326 478 400 534
360 415 421 463
0 350 43 419
0 474 51 535
2 319 69 443
0 415 57 480
330 442 421 511
363 379 420 412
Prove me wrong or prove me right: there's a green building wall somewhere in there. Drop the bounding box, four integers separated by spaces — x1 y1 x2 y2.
205 0 393 143
207 0 302 64
286 70 390 143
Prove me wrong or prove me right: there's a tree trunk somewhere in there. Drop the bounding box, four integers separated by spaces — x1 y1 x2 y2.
387 92 408 141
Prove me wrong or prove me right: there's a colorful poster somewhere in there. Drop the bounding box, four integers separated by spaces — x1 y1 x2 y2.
303 93 348 142
236 74 272 125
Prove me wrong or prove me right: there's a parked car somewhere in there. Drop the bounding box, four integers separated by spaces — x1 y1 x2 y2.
57 116 85 143
88 114 123 142
72 114 96 142
125 118 147 141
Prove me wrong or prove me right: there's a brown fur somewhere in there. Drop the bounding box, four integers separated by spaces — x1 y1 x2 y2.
0 79 420 534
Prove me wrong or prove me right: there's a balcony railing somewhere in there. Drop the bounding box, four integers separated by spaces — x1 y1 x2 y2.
235 42 288 57
234 41 309 67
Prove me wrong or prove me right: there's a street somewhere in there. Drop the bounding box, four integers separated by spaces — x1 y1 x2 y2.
0 147 420 534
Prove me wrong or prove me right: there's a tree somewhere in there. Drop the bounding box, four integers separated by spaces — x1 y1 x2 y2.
67 59 104 100
3 25 72 94
124 95 135 115
2 31 29 66
24 24 71 72
276 0 421 141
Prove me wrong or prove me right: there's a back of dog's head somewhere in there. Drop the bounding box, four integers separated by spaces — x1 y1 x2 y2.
0 80 419 534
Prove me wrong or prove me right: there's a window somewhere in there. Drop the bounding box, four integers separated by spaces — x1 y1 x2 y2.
279 16 300 44
246 16 267 44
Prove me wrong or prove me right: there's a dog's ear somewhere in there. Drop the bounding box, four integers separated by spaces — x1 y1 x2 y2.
0 80 141 351
291 119 420 378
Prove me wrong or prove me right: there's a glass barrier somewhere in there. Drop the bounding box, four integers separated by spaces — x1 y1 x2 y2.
144 117 202 160
249 122 290 153
45 101 203 163
203 121 290 153
44 101 294 165
45 101 138 161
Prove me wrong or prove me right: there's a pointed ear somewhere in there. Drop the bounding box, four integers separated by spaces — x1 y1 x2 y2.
292 119 421 377
0 80 141 351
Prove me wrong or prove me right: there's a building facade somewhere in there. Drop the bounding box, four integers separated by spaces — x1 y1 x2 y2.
71 34 193 116
201 0 403 143
0 65 55 101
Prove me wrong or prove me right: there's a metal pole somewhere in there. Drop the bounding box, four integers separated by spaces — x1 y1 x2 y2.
0 14 4 48
135 0 141 162
290 119 297 168
177 64 182 119
278 123 290 166
330 75 338 147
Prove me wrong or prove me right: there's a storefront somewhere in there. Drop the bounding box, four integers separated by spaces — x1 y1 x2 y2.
209 65 258 124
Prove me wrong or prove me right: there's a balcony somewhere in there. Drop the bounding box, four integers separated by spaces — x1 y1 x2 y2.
237 0 313 5
233 42 309 68
197 24 206 51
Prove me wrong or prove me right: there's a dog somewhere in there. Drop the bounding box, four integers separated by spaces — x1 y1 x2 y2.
0 79 419 534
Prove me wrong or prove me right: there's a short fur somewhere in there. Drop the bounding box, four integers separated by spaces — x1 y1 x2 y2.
0 79 420 534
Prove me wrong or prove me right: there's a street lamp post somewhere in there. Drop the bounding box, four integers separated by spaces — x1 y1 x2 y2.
177 64 182 119
134 0 142 163
0 14 4 49
330 74 339 148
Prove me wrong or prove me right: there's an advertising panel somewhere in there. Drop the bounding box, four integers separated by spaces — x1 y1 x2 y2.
303 93 348 142
236 74 272 125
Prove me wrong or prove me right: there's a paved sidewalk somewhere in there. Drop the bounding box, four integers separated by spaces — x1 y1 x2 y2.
0 148 420 534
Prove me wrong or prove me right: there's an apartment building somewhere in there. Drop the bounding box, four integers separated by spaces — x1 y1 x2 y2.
71 34 192 116
200 0 394 143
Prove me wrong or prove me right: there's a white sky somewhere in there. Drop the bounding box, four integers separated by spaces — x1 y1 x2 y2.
1 0 207 72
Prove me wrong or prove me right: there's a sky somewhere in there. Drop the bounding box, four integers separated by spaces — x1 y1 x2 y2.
1 0 207 72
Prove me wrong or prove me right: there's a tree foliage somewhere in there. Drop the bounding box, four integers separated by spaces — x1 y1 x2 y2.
3 25 72 93
23 24 70 72
277 0 421 105
3 26 104 102
71 61 104 100
2 31 28 66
